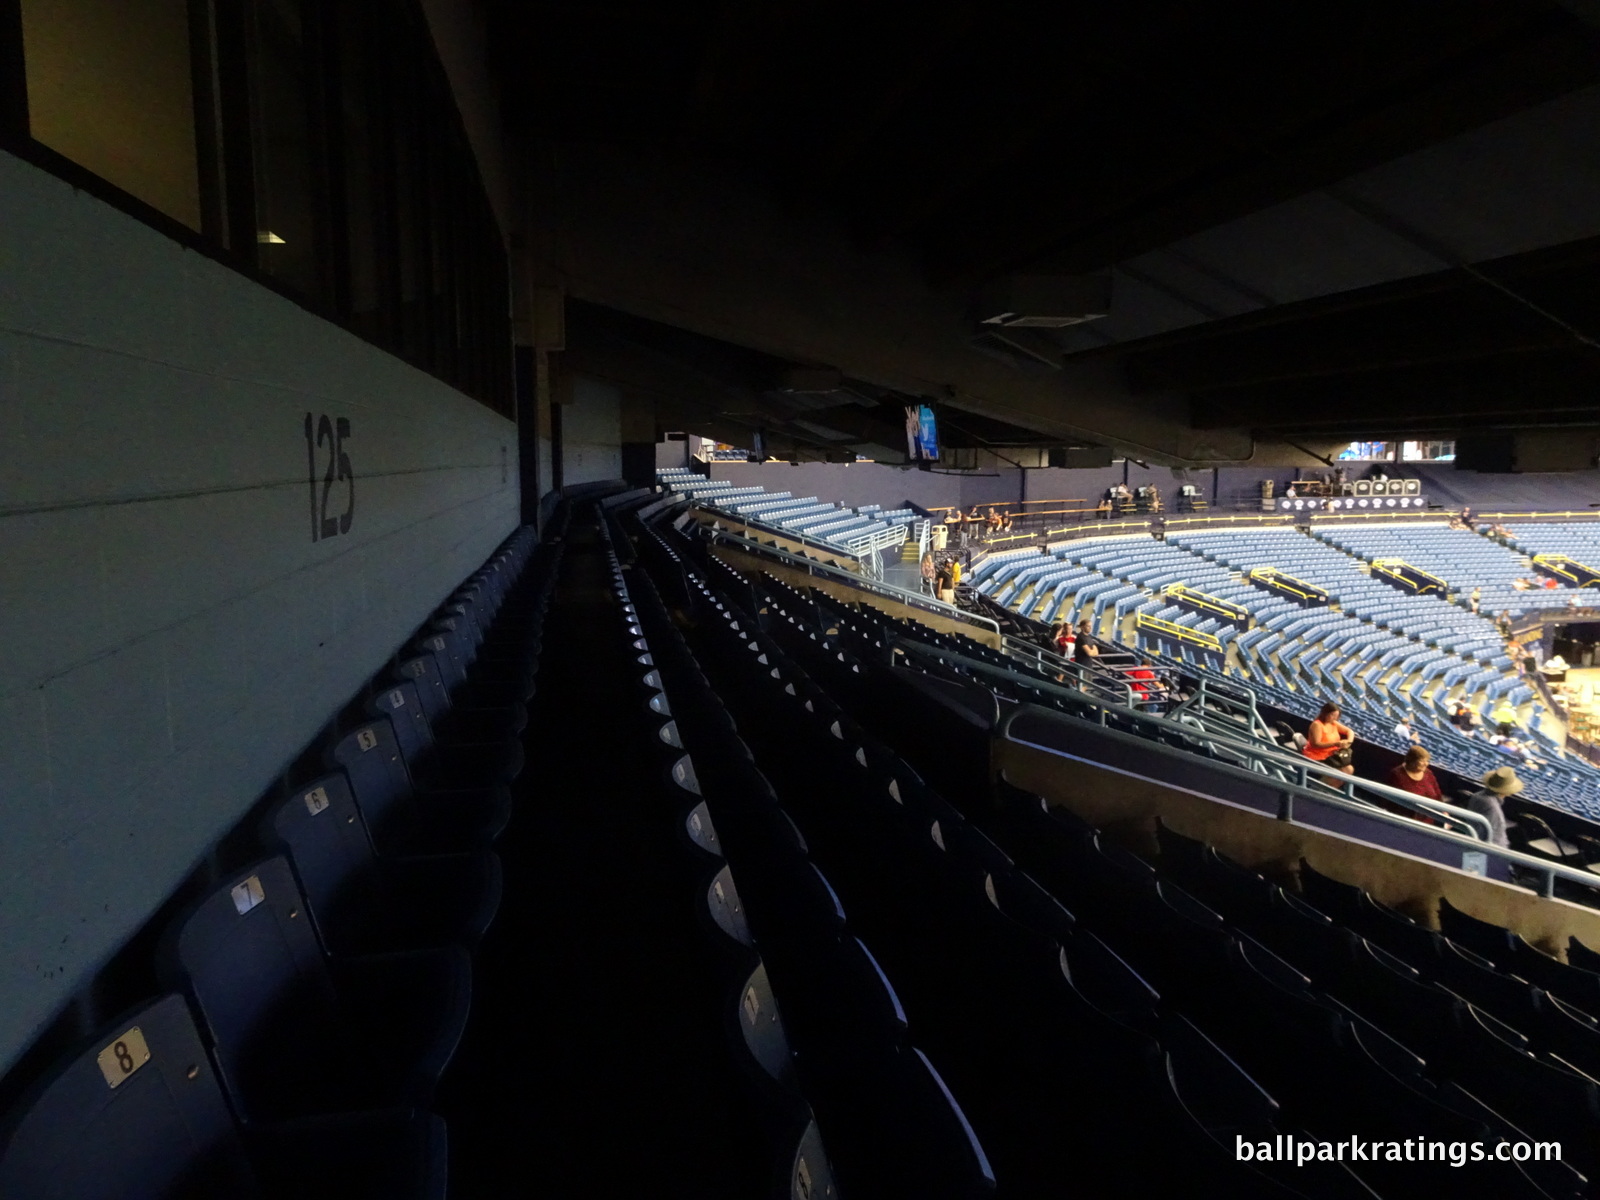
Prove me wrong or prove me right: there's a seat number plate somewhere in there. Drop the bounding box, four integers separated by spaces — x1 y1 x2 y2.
96 1027 150 1089
231 875 266 915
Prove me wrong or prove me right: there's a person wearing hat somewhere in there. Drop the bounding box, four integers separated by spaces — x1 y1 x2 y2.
1467 767 1522 848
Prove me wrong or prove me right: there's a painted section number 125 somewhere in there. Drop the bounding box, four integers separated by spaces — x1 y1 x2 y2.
303 413 355 542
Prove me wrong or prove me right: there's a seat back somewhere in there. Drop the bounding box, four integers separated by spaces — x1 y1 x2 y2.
416 630 468 692
785 1119 839 1200
706 865 755 950
736 961 799 1089
161 858 337 1121
328 718 418 845
395 654 452 725
259 772 381 956
367 681 435 776
1437 897 1515 965
0 995 254 1200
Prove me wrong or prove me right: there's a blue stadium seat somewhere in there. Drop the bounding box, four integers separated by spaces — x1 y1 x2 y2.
0 994 448 1200
368 679 521 800
158 857 468 1123
259 771 501 955
330 717 505 854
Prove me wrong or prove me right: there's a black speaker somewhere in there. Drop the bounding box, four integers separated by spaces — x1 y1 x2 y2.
1402 478 1420 496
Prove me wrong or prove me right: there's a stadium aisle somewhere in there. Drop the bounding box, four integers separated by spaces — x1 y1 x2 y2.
438 513 763 1197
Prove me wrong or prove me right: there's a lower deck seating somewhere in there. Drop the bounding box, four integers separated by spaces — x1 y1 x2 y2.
0 522 559 1199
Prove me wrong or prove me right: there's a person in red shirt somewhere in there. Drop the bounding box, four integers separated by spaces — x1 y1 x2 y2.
1383 745 1444 825
1386 745 1443 802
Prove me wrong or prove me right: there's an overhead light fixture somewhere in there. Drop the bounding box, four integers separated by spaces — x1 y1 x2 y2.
257 231 286 244
975 273 1110 328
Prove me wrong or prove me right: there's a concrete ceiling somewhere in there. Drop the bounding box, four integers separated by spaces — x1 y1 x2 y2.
488 0 1600 465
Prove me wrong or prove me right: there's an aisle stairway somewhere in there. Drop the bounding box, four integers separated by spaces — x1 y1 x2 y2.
437 515 768 1197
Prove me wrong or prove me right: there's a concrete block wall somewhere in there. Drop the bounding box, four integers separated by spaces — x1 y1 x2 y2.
561 375 622 486
0 149 518 1074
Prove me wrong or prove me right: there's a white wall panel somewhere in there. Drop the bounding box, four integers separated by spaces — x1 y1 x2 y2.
0 148 518 1074
561 374 622 486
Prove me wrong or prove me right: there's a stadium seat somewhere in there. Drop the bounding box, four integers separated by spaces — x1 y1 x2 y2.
330 718 507 854
157 857 469 1123
259 771 502 955
368 679 521 797
0 994 448 1200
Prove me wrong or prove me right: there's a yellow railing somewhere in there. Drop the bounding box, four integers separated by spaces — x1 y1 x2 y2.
1370 558 1447 594
1249 566 1327 603
1136 612 1223 653
1003 508 1600 549
1312 509 1444 523
1533 553 1600 587
1162 583 1248 624
1484 510 1600 521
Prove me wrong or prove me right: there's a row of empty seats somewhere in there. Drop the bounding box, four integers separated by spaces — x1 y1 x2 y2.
656 471 918 560
0 523 560 1199
970 523 1600 821
650 511 1594 1196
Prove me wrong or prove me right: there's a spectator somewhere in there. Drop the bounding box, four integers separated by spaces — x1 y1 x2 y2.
1392 717 1420 743
1074 621 1099 665
935 561 954 604
1126 665 1158 707
1469 586 1481 615
1386 746 1444 817
1304 703 1355 775
1051 621 1074 657
1490 699 1518 737
1465 767 1520 847
1495 736 1543 770
1451 704 1476 734
920 551 936 595
1001 511 1015 532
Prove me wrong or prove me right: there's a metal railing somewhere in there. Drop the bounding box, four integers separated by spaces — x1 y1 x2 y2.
1162 582 1249 625
891 635 1493 841
1136 612 1224 654
700 524 1004 639
1169 675 1276 743
999 699 1600 902
995 638 1181 714
1249 566 1329 604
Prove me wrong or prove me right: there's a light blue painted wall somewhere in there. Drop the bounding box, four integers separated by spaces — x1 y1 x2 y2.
0 149 518 1074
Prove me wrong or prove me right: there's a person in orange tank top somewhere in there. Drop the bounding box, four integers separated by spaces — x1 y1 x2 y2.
1304 702 1355 775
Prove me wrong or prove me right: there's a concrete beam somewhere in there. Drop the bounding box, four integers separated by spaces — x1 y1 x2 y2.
525 139 1260 466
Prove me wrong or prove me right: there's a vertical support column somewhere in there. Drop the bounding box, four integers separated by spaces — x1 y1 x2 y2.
620 391 657 487
0 0 29 144
515 345 540 525
549 355 565 497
